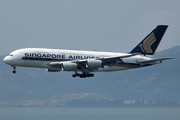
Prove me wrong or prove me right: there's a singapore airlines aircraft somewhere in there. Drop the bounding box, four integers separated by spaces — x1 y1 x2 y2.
3 25 173 78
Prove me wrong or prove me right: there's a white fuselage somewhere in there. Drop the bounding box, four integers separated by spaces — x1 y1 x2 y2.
3 48 152 72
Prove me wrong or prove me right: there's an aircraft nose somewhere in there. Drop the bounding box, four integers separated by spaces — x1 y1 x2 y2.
3 56 8 64
3 56 12 65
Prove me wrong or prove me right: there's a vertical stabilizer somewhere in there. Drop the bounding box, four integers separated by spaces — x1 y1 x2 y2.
130 25 168 56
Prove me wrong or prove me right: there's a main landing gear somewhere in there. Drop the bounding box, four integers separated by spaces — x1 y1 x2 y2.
72 72 94 78
12 66 16 74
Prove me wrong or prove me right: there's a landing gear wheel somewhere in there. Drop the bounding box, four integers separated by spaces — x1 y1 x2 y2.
72 72 94 78
90 74 94 77
12 66 16 74
72 73 80 78
13 70 16 74
72 74 76 78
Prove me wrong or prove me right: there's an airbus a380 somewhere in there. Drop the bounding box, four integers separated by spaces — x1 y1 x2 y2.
3 25 173 78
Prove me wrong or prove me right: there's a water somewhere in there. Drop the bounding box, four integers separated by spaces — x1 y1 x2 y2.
0 107 180 120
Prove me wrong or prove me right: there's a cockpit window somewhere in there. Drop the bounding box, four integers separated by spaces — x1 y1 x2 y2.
9 54 13 56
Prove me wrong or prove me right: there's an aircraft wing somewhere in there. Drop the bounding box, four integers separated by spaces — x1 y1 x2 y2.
138 58 174 64
70 53 140 66
47 53 140 71
100 53 140 63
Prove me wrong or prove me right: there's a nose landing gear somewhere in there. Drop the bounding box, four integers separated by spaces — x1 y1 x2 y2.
12 66 16 74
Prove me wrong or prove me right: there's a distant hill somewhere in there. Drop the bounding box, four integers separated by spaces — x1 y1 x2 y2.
0 46 179 102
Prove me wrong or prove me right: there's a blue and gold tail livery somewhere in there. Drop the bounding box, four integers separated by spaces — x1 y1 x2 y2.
130 25 168 55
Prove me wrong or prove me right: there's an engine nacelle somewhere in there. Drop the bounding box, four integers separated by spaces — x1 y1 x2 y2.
86 59 103 68
62 62 77 71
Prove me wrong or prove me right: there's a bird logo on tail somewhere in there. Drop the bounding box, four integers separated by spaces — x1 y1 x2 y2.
139 32 156 53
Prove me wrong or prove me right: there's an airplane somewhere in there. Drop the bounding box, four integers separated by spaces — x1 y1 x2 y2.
3 25 173 78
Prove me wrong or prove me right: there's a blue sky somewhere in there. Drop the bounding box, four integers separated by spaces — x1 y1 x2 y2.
0 0 180 55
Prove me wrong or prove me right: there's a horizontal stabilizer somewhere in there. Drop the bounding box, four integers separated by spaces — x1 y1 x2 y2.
138 58 174 64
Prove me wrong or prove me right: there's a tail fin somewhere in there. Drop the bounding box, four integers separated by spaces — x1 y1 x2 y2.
130 25 168 56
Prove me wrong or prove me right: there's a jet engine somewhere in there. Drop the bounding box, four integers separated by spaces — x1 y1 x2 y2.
62 62 77 71
86 59 103 68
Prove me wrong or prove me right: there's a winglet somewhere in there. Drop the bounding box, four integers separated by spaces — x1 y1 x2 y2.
130 25 168 56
